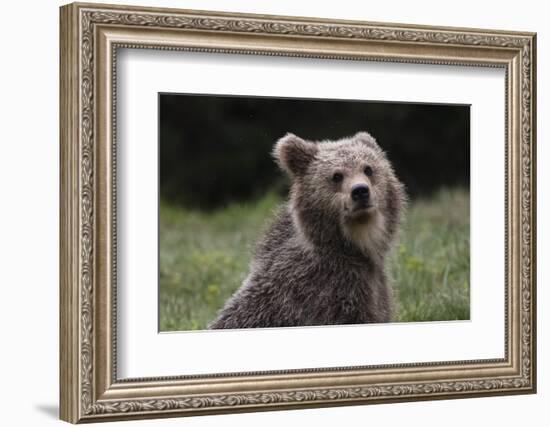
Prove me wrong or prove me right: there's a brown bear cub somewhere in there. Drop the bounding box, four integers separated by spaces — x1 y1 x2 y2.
209 132 407 329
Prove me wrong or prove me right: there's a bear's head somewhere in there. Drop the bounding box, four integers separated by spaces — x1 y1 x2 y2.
273 132 407 258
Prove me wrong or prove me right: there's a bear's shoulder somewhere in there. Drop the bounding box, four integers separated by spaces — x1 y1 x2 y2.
254 202 296 256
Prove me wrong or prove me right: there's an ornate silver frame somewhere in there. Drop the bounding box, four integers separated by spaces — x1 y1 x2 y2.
60 2 536 423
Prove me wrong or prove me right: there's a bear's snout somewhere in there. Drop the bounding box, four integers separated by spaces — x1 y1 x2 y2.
351 183 370 205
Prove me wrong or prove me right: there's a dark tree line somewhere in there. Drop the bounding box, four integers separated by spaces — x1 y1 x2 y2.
159 94 469 210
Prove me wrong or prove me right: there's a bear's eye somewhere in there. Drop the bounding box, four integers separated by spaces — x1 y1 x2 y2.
332 172 344 183
364 166 373 177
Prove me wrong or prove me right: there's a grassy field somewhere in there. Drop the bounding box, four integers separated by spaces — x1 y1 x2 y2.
159 189 470 331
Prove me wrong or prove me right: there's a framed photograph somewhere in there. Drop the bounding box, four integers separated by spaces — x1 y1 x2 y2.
60 2 537 423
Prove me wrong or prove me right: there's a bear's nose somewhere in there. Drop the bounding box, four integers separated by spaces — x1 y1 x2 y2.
351 184 370 202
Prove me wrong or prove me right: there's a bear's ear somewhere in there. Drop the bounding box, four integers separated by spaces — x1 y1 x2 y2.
354 131 382 152
273 133 318 177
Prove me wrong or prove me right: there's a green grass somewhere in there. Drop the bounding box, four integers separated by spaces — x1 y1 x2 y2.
391 189 470 322
159 188 470 331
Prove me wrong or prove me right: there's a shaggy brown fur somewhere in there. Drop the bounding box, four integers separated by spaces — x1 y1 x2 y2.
209 132 407 329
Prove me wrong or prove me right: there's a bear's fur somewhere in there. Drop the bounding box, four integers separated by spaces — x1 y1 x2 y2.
209 132 407 329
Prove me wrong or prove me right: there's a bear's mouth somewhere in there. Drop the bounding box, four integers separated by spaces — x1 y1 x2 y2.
345 203 376 222
354 200 373 210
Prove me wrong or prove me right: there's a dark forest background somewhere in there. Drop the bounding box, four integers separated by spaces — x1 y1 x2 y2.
159 94 469 209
